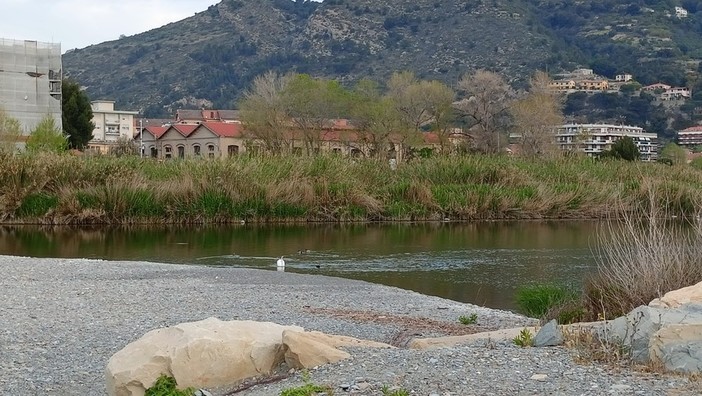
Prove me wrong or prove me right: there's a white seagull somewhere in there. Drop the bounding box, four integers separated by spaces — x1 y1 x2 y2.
276 256 286 270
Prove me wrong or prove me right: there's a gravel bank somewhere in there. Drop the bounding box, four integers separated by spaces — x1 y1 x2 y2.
0 256 697 395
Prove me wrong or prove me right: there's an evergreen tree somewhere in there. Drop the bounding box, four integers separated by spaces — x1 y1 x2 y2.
602 136 640 161
62 80 95 150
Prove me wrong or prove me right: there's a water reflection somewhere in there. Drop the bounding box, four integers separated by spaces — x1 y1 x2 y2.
0 222 602 311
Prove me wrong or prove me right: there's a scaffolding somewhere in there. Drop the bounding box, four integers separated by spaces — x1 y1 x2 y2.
0 38 62 135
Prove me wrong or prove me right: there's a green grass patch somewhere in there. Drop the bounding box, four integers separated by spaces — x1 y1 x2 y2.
515 283 579 320
144 375 195 396
17 193 58 217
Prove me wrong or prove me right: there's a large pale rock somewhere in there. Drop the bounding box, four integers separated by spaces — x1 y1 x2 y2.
649 324 702 374
409 327 539 350
605 305 702 364
650 281 702 309
106 318 303 396
282 330 392 369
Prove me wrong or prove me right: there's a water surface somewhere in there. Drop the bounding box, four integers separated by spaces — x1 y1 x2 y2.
0 222 602 311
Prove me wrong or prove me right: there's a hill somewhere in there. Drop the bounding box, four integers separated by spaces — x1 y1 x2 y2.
62 0 702 118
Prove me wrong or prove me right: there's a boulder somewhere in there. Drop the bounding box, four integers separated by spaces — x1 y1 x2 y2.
282 330 392 369
534 319 564 347
650 281 702 309
649 324 702 374
105 318 303 396
605 305 702 363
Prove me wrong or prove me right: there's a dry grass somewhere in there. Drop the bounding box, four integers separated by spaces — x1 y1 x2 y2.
584 182 702 320
2 153 702 224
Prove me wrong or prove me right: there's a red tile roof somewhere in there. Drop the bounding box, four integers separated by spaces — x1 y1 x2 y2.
200 122 244 137
171 124 199 137
144 126 168 138
681 126 702 133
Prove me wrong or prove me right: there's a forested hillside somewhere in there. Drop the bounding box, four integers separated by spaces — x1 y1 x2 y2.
63 0 702 123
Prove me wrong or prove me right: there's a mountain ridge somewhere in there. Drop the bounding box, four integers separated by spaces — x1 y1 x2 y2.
63 0 702 118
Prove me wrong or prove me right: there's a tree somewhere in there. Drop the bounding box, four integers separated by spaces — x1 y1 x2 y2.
349 79 401 159
282 74 351 156
511 71 564 158
238 71 291 154
454 70 515 153
26 115 68 154
601 136 640 161
659 142 688 165
0 107 22 154
62 79 95 150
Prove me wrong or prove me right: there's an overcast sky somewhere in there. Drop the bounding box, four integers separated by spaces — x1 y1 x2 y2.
1 0 220 52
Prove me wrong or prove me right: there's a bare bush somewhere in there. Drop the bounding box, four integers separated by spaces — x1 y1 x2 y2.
584 186 702 320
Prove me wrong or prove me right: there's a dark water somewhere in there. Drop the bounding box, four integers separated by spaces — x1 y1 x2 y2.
0 222 602 311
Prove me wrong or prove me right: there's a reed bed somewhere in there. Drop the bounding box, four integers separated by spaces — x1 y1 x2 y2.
1 152 701 224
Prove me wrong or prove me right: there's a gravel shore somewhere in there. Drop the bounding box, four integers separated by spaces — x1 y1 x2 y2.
0 255 698 395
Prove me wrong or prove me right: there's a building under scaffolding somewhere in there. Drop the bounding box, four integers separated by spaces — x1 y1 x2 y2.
0 38 62 137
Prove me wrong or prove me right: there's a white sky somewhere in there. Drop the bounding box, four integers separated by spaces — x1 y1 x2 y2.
1 0 218 53
2 1 324 53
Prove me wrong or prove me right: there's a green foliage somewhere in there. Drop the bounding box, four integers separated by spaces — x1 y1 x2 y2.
144 375 195 396
601 137 640 161
690 156 702 170
381 386 410 396
280 371 332 396
0 106 22 154
458 313 478 325
62 79 95 150
513 328 535 348
26 115 67 154
659 142 688 165
515 284 578 320
17 193 59 217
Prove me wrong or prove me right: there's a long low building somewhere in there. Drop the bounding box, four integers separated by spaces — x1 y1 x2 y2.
557 124 658 161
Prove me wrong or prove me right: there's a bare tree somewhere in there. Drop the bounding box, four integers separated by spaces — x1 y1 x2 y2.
455 70 514 153
511 71 564 158
238 71 291 154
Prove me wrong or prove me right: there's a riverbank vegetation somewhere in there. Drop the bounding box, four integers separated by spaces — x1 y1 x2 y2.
1 152 701 225
516 187 702 323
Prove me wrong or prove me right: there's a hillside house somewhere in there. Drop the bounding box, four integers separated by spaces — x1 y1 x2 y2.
675 7 688 18
676 126 702 149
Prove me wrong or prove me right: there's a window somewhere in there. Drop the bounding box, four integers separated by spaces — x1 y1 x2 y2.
228 145 239 157
150 147 157 158
207 144 216 159
193 145 201 156
177 146 185 159
164 145 172 159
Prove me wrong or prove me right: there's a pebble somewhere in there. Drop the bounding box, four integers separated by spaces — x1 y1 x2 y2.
0 256 699 396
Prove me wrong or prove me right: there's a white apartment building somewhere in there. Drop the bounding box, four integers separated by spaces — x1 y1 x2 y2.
0 38 62 139
556 124 658 161
89 100 139 153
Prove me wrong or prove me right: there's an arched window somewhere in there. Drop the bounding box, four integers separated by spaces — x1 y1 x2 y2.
177 145 185 159
208 144 216 159
193 145 201 157
149 146 157 158
164 145 172 159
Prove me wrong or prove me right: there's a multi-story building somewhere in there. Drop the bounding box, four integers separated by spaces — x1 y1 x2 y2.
87 100 139 154
0 38 62 142
556 124 658 161
615 74 633 82
676 126 702 149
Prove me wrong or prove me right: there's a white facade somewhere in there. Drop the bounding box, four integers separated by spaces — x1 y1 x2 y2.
0 38 62 137
615 74 633 82
90 100 138 143
675 7 688 18
556 124 658 161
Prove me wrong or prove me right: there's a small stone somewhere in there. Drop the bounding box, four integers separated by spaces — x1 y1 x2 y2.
194 390 213 396
530 374 548 382
610 384 632 392
339 383 351 391
429 358 439 364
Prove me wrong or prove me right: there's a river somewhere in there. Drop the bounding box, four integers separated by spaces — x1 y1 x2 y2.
0 221 603 311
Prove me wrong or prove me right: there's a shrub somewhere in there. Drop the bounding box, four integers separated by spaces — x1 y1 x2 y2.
513 328 534 347
515 283 579 321
144 375 194 396
584 187 702 320
280 371 332 396
458 313 478 325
